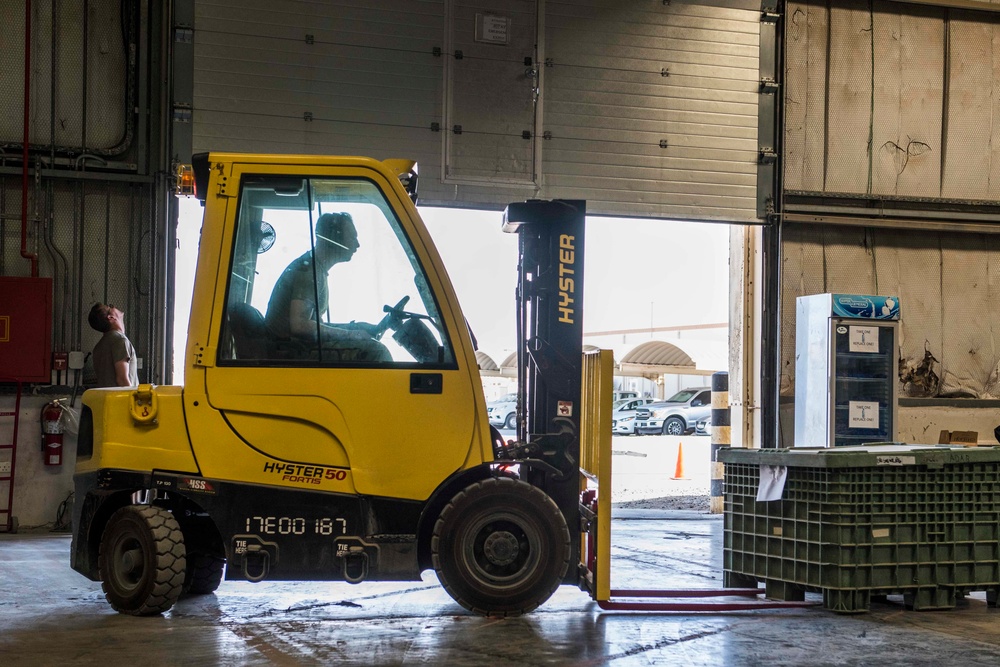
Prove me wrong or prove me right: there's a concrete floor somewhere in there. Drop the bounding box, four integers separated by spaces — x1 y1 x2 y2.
5 512 1000 666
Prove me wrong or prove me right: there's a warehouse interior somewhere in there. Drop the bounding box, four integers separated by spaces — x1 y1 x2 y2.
5 0 1000 664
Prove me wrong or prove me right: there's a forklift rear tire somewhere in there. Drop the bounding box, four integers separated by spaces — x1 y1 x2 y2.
183 551 226 595
431 477 570 617
98 505 186 616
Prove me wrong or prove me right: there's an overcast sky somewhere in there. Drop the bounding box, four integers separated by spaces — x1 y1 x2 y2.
420 207 731 358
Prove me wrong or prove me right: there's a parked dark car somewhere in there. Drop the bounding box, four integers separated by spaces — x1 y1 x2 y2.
633 387 712 436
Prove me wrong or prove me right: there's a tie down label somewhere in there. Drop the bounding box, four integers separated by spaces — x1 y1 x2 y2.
263 461 349 486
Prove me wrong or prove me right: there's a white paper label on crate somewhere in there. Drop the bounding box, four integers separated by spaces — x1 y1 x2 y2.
848 401 878 428
757 465 787 502
872 528 891 539
849 326 879 353
876 455 915 466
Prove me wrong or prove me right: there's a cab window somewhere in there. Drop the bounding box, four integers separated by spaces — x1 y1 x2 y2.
219 175 455 367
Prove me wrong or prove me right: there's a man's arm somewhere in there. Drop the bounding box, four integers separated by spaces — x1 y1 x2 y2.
289 298 374 341
288 299 319 338
113 359 132 387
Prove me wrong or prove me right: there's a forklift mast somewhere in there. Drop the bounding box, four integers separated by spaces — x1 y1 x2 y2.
502 200 586 542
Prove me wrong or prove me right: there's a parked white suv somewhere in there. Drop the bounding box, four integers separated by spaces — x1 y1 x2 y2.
487 393 518 430
611 397 657 435
633 387 712 436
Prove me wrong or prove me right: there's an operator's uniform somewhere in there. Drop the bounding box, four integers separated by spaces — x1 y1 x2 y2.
265 253 389 362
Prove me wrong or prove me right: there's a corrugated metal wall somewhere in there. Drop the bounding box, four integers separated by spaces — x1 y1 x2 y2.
0 0 169 385
0 0 133 155
784 0 1000 203
775 0 1000 448
780 223 1000 403
0 176 160 385
192 0 762 221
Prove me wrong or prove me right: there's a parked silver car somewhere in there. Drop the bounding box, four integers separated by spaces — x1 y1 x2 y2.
487 393 517 430
611 397 656 435
633 387 712 436
695 416 712 436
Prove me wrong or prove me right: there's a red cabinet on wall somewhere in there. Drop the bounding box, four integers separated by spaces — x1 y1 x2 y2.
0 277 52 383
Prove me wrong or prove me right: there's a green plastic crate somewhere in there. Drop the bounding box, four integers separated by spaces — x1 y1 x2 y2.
719 444 1000 612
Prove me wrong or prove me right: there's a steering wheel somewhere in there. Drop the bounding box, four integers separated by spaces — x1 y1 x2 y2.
373 296 410 341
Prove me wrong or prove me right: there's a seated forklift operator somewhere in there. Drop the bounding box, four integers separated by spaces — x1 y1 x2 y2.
265 212 390 362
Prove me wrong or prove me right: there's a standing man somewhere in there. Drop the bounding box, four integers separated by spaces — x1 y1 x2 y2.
88 302 139 387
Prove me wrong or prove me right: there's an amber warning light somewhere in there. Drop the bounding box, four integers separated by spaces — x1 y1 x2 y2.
175 164 196 197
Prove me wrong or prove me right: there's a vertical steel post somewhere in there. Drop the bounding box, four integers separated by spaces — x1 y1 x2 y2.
710 371 731 514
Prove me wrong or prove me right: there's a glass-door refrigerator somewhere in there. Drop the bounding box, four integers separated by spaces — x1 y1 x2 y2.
794 293 899 447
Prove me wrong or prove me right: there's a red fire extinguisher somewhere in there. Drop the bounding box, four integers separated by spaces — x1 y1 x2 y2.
41 400 64 467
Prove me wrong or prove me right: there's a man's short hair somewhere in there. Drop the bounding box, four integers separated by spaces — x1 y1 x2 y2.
315 212 353 246
88 303 111 333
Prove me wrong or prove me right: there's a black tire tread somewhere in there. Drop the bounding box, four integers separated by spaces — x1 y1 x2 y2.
98 505 186 616
184 551 225 595
431 477 570 618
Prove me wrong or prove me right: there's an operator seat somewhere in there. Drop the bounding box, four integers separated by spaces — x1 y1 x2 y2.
227 302 270 360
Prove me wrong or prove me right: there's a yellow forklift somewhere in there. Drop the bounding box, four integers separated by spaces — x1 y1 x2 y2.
71 153 813 617
71 153 590 616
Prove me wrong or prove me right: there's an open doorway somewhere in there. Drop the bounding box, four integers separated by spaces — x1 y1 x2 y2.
172 202 730 508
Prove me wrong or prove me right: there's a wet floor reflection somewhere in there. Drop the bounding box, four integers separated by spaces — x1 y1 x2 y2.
7 522 1000 666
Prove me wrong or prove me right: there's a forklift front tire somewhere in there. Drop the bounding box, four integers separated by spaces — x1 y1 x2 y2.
431 477 570 617
98 505 186 615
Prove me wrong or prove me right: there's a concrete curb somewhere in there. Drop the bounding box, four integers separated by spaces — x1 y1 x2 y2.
610 508 722 521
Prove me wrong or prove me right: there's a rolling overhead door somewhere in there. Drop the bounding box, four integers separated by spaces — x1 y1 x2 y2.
190 0 764 221
542 0 761 221
190 2 445 167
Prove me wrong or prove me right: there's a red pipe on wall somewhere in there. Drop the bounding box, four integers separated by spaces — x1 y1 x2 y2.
21 0 38 277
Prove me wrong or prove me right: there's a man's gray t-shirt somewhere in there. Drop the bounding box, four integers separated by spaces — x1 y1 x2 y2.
93 330 138 387
265 252 328 339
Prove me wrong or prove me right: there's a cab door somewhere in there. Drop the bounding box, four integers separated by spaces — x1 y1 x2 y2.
186 158 485 501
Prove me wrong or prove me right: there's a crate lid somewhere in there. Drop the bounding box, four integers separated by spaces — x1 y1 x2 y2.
717 442 1000 468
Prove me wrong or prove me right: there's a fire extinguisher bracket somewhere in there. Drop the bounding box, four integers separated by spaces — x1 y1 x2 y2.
129 384 159 426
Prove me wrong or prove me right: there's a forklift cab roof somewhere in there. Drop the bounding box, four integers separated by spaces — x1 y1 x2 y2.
189 153 418 203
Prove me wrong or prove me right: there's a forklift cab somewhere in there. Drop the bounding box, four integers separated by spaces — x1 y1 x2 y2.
183 155 491 501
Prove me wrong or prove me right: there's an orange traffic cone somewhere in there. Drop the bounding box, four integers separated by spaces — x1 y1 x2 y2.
670 442 688 480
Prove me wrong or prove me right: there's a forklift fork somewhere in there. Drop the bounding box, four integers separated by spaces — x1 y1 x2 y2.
579 349 818 612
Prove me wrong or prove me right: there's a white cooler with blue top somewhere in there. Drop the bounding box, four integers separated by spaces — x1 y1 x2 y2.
794 293 899 447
